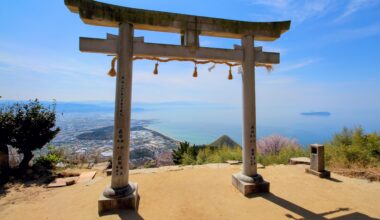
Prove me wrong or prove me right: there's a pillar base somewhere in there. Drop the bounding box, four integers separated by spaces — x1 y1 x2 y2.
105 169 112 176
232 173 269 196
305 168 331 178
98 182 139 215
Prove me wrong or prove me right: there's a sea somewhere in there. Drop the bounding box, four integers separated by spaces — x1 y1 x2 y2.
53 101 379 147
1 100 378 147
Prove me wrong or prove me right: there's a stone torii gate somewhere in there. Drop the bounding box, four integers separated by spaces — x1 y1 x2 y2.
65 0 290 214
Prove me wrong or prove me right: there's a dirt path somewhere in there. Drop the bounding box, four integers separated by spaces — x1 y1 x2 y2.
0 164 379 220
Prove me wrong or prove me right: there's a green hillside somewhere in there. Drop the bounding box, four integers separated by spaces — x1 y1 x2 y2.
209 135 240 148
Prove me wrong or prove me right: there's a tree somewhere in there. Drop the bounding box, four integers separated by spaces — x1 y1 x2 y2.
257 135 299 155
0 105 15 183
172 141 190 164
11 99 60 170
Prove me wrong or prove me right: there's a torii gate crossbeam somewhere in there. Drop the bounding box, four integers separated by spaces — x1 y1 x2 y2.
80 35 280 65
64 0 291 215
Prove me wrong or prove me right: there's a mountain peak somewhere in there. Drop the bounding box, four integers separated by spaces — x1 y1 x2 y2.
209 135 239 148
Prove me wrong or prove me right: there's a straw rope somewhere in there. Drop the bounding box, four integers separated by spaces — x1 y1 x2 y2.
107 56 273 78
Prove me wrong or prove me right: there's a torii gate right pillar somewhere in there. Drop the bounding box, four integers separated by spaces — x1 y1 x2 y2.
232 35 270 195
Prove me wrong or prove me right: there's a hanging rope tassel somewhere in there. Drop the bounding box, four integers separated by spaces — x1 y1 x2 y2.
265 64 273 72
228 65 233 80
107 56 118 77
193 64 198 78
153 62 159 75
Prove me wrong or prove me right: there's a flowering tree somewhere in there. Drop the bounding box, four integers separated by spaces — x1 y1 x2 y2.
257 135 299 155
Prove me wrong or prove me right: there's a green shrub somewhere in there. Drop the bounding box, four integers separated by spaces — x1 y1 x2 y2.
34 146 64 169
182 152 197 165
143 160 157 168
173 127 380 169
172 142 242 165
172 142 191 164
194 146 242 164
257 147 308 166
325 127 380 168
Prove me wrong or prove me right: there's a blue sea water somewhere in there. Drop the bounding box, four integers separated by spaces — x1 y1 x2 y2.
130 102 379 147
2 100 378 147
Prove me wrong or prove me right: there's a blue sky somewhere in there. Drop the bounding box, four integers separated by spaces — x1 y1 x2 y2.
1 0 380 115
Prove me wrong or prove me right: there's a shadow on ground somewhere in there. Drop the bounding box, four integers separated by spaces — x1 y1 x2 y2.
100 210 144 220
0 167 54 197
325 177 343 183
248 193 377 220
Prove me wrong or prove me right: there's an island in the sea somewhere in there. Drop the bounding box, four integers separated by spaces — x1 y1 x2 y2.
300 111 331 116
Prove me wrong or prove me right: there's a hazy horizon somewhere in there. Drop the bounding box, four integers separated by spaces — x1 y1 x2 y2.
2 99 376 147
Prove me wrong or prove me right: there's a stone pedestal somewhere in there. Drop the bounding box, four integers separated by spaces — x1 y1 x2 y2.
106 169 112 176
232 173 269 196
98 182 139 215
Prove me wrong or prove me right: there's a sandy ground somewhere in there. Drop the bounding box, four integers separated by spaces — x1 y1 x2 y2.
0 164 379 220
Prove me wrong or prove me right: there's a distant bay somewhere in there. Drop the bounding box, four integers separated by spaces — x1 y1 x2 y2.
2 100 379 147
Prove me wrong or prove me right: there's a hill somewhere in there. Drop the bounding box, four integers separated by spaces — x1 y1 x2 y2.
77 126 172 141
209 135 240 148
75 125 179 167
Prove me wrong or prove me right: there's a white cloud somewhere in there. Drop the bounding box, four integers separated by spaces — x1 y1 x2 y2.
250 0 335 23
0 51 107 78
322 22 380 43
275 58 321 73
335 0 378 22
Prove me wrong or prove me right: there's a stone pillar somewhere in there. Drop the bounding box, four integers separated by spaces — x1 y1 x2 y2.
110 22 134 191
99 23 139 214
241 35 257 177
232 35 269 196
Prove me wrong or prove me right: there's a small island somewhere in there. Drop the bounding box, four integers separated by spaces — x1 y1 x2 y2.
300 111 331 116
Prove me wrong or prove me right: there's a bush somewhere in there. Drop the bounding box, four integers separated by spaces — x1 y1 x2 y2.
1 99 60 170
172 143 242 165
172 142 191 164
34 146 64 169
182 152 197 165
257 147 308 166
172 128 380 170
325 127 380 168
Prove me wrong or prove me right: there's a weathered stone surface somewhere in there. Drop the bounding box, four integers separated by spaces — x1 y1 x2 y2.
77 171 97 183
232 173 269 196
306 144 330 178
47 177 79 188
106 169 112 176
98 182 139 215
64 0 290 41
225 160 241 165
310 144 325 172
305 168 331 178
289 157 310 165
